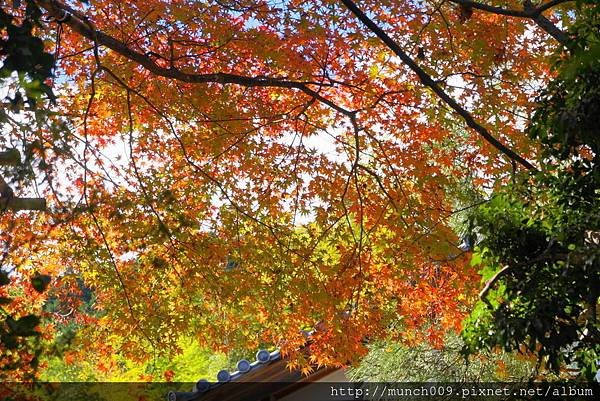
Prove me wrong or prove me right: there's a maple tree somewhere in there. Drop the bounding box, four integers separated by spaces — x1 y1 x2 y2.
0 0 592 378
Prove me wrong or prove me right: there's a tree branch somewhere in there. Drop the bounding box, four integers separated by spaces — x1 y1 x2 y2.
34 0 352 116
526 8 572 46
339 0 537 171
448 0 573 18
447 0 572 47
478 265 511 302
478 251 573 303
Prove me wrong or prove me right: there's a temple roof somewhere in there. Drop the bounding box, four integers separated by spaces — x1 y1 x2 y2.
167 333 339 401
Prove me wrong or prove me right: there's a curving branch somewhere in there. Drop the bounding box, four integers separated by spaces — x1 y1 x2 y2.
447 0 573 47
478 249 574 303
447 0 573 18
478 265 511 303
340 0 537 171
33 0 352 116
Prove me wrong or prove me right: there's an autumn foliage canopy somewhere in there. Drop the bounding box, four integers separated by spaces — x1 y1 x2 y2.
0 0 585 377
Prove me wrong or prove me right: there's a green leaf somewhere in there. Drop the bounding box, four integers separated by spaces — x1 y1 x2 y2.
470 252 482 267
